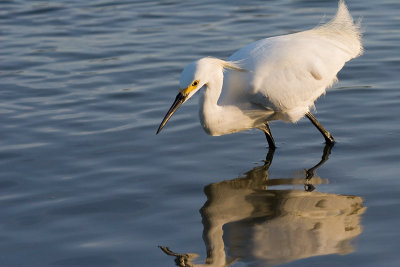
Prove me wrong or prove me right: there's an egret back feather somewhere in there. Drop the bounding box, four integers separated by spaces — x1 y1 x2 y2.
223 0 362 123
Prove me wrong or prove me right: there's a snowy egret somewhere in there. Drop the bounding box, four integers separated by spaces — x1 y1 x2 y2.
157 0 362 149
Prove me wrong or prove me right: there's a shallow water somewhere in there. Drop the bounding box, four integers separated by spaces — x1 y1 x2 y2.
1 0 400 266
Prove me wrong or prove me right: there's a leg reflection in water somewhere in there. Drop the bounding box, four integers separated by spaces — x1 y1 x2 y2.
160 144 366 267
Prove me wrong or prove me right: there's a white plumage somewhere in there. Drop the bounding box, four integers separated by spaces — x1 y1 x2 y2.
157 0 362 148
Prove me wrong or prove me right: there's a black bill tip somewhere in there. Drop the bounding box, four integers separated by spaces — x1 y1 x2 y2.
156 92 186 134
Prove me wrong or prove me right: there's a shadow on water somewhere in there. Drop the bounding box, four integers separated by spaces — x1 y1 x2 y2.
159 145 366 267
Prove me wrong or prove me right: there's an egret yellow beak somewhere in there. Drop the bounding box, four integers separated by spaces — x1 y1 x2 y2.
156 92 188 134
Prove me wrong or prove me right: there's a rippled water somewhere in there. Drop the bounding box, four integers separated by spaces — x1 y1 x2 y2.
1 0 400 266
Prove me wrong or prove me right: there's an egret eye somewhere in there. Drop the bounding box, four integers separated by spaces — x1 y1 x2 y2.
192 81 199 87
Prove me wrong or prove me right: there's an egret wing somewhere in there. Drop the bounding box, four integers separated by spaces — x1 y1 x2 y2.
225 1 362 122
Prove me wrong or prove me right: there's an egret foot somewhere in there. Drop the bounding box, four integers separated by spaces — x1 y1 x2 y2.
306 112 335 145
263 123 276 150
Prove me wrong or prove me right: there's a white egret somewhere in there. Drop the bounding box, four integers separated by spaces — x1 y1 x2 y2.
157 0 362 149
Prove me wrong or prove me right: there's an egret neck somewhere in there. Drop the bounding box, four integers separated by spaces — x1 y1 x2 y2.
199 65 253 136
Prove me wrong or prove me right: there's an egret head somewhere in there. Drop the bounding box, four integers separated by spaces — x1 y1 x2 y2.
156 57 244 134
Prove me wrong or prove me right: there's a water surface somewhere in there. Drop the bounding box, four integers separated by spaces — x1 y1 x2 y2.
1 0 400 266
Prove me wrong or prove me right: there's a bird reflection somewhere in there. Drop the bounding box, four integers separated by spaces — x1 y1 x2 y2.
160 145 366 267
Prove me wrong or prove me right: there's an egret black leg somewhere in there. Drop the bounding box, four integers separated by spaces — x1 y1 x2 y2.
263 123 276 150
306 112 335 145
264 146 275 169
304 143 334 192
305 143 333 180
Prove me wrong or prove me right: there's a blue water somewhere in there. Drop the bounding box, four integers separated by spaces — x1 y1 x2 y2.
1 0 400 266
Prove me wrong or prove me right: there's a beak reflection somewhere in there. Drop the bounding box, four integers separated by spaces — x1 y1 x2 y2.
156 92 187 134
